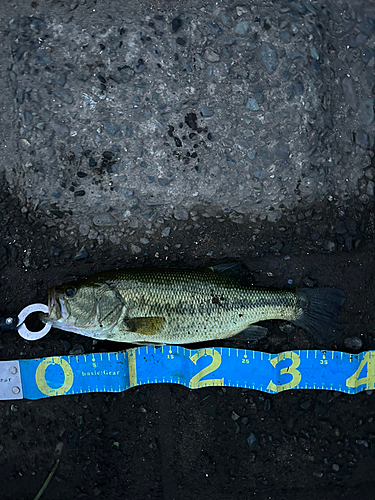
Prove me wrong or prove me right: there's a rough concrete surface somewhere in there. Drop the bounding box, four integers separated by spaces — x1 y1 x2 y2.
1 0 374 243
0 0 375 499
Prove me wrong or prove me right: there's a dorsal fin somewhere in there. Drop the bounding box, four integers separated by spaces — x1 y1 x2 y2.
209 262 244 280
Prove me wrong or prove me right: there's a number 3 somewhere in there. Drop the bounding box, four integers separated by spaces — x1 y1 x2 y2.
267 352 302 393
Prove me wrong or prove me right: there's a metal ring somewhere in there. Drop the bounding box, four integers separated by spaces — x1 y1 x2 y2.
17 303 51 341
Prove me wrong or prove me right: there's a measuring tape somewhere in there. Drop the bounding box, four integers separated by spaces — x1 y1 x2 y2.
1 346 374 400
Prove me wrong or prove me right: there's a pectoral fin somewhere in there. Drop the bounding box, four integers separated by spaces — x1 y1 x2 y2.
124 317 166 336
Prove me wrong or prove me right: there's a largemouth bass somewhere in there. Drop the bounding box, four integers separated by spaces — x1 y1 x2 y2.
41 266 345 344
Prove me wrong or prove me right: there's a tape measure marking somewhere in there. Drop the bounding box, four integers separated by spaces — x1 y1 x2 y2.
7 347 375 400
127 350 137 388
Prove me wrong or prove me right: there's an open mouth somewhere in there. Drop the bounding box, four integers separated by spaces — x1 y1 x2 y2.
48 287 60 318
43 289 70 321
58 297 69 319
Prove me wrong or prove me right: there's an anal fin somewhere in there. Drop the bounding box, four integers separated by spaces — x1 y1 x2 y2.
227 325 268 341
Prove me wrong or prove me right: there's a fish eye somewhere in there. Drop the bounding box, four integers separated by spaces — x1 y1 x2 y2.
65 287 77 298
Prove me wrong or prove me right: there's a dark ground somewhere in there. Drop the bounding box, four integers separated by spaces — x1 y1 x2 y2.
1 186 375 500
1 0 375 499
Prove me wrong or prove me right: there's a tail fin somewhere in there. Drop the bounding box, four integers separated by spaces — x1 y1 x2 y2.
294 288 345 343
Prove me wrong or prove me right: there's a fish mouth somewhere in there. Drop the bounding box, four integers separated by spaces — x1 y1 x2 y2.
49 287 60 318
42 287 69 321
39 287 58 324
58 297 70 319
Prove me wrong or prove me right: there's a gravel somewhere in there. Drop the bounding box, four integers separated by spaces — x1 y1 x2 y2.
54 88 74 104
2 0 374 248
246 98 260 111
73 247 89 260
161 227 171 238
104 123 121 136
247 433 260 450
344 337 363 350
342 77 358 110
235 21 249 35
260 44 278 74
50 119 70 137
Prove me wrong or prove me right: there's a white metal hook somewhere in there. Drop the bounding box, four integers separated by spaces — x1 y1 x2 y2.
17 303 51 340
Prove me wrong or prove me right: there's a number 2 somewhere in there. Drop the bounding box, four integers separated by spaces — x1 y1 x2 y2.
189 349 223 388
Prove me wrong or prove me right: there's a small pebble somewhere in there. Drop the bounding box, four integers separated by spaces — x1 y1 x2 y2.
267 211 282 223
355 129 369 149
158 178 171 186
69 344 85 355
92 214 116 226
134 59 146 73
201 107 214 117
176 36 186 46
235 21 249 35
344 337 363 350
174 207 189 220
109 235 120 245
247 433 260 450
207 24 222 35
54 88 74 104
73 247 89 260
172 18 182 32
219 11 232 28
342 77 357 110
303 277 316 287
358 99 374 126
50 120 70 137
313 471 323 478
104 123 120 135
130 244 142 254
79 224 90 236
161 227 171 237
356 439 369 447
310 46 319 60
260 44 278 74
246 98 259 111
280 31 291 43
358 18 375 36
57 73 67 86
203 48 220 62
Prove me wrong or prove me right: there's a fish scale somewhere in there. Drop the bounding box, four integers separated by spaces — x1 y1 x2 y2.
41 267 344 344
112 271 297 343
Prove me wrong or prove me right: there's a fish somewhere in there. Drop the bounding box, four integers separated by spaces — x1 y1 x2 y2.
40 265 345 344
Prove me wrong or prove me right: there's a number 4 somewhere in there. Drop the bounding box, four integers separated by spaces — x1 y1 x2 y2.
346 352 375 390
